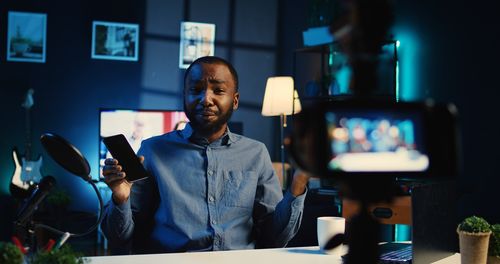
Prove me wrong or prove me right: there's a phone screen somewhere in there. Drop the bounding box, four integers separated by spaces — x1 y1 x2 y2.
103 134 149 182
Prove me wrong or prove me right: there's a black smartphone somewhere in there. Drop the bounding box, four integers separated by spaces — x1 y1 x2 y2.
103 134 149 182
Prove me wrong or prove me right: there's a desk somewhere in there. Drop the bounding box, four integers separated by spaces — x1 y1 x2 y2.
86 246 460 264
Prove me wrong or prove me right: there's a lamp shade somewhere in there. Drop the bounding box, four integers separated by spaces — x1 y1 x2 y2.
293 89 302 114
262 76 301 116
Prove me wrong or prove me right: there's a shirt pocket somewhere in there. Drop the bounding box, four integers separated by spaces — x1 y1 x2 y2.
223 170 258 208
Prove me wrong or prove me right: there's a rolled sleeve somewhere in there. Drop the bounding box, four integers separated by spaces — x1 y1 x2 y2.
101 197 134 252
272 188 307 246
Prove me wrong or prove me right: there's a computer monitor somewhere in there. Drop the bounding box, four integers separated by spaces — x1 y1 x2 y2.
98 108 188 180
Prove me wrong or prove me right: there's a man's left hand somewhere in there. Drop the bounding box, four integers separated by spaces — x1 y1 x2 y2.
290 170 311 197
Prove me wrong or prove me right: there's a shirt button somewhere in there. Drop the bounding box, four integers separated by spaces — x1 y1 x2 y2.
212 219 216 225
209 196 215 202
207 170 213 176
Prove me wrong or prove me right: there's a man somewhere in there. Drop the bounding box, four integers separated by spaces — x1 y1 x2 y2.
101 56 309 254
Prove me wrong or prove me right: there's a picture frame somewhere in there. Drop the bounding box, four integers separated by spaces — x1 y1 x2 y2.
7 11 47 63
91 21 139 61
179 22 215 69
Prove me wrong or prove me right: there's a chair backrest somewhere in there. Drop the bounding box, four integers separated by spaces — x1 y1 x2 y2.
342 196 412 225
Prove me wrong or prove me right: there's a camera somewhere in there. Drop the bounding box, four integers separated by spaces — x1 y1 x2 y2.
287 99 460 182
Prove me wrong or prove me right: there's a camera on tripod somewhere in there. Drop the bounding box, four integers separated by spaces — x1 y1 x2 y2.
288 99 460 183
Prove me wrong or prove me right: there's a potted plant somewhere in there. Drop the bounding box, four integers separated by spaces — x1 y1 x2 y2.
46 188 72 210
489 224 500 264
0 242 24 264
458 216 492 264
46 188 72 226
30 245 87 264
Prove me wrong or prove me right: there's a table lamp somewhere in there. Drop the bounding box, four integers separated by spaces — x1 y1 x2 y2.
261 76 301 186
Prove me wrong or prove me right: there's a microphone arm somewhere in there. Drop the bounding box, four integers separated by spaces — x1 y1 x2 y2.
34 177 105 238
15 176 56 226
36 132 106 246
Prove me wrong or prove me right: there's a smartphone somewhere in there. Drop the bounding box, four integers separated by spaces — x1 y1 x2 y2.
103 134 149 182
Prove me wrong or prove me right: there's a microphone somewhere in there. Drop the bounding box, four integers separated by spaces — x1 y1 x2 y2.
15 176 56 226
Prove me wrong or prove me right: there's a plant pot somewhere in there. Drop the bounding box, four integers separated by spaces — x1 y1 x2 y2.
458 228 492 264
488 255 500 264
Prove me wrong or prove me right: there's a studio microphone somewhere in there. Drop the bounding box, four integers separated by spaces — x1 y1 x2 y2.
15 176 56 226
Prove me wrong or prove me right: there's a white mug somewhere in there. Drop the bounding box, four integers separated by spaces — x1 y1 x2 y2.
317 216 346 256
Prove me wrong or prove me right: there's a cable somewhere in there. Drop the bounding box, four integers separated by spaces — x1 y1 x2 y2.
33 178 105 239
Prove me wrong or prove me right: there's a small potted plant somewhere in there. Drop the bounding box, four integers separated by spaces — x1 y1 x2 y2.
46 188 72 226
0 242 24 264
46 188 72 211
458 216 492 264
30 245 87 264
489 224 500 264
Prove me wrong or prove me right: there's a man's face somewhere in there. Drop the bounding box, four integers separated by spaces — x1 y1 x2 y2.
184 62 239 134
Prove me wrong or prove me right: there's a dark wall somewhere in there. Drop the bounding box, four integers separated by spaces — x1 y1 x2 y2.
394 0 500 223
0 4 152 244
0 1 147 205
279 0 500 223
0 0 279 216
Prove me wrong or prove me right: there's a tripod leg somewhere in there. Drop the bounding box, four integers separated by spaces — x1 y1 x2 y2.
345 205 380 264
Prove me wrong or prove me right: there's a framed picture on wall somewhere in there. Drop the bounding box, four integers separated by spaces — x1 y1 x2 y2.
91 21 139 61
179 22 215 69
7 11 47 63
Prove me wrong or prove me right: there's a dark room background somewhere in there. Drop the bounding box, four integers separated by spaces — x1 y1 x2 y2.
1 0 500 245
0 0 279 213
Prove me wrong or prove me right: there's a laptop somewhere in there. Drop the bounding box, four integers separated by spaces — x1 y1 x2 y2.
411 182 458 264
379 242 412 264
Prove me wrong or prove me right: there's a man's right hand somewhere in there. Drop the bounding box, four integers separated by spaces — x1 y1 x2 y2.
102 156 144 205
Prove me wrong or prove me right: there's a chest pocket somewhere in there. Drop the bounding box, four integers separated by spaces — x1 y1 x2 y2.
223 170 258 208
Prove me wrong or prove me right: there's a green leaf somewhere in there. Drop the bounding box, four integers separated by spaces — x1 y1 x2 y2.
490 224 500 257
0 242 24 264
31 245 87 264
458 216 491 233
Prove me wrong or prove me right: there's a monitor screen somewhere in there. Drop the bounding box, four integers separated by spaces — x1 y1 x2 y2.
99 109 189 180
325 110 429 172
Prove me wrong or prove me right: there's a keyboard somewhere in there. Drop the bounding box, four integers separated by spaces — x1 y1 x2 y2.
379 243 412 264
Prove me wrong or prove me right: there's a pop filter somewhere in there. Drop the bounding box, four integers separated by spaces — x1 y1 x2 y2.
37 132 104 241
40 133 91 182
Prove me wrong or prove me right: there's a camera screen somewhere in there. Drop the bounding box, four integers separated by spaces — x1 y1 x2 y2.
325 111 429 172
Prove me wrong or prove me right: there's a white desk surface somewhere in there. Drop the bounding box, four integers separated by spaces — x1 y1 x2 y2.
87 246 460 264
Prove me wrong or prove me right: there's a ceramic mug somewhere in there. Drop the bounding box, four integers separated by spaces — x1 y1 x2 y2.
317 216 346 256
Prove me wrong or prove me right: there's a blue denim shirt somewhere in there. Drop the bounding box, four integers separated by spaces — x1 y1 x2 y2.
101 124 306 254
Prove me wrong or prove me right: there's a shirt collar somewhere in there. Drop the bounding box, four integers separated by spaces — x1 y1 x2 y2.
179 122 236 146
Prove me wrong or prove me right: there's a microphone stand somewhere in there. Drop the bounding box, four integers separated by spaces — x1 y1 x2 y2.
13 176 105 252
34 178 105 248
35 132 107 252
14 177 55 253
13 211 37 254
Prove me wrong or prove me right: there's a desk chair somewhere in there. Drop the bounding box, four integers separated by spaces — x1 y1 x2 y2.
342 196 412 226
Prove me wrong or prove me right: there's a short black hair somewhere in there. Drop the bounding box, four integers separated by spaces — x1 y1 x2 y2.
184 56 239 91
